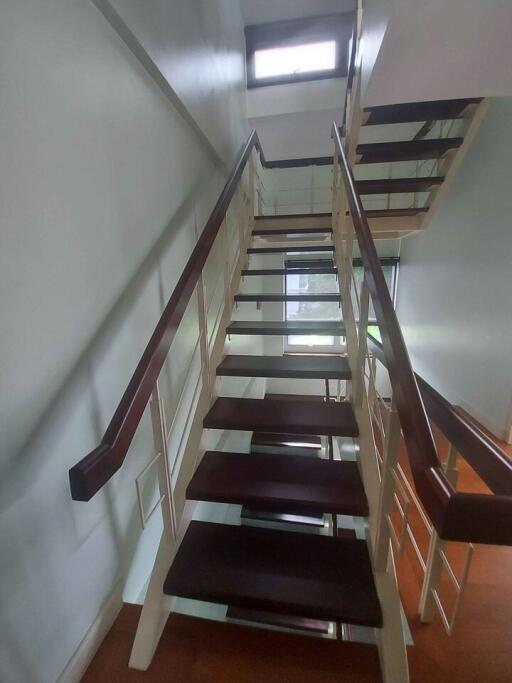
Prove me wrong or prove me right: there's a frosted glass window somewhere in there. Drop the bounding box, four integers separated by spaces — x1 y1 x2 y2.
254 41 336 79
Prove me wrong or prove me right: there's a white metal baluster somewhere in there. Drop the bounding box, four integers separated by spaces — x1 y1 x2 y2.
374 399 402 571
420 443 463 624
196 274 213 401
129 379 177 670
148 380 176 539
443 442 459 487
354 277 370 407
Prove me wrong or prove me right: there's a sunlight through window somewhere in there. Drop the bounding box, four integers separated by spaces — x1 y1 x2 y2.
254 41 336 79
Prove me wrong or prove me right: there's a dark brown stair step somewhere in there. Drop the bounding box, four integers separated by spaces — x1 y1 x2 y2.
216 354 350 380
254 208 428 222
248 245 334 254
242 267 337 276
203 397 358 437
356 177 443 195
226 606 330 634
363 98 482 125
235 294 340 303
356 137 463 163
365 207 427 217
226 320 345 336
265 393 332 402
241 506 325 528
263 156 334 169
253 227 332 236
255 212 331 221
187 451 368 516
164 521 382 627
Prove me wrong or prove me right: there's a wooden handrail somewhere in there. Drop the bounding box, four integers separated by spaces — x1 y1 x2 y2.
333 122 512 545
69 130 263 501
367 334 512 495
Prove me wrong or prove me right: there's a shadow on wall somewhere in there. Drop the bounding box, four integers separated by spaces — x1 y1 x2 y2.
0 167 226 683
0 168 221 510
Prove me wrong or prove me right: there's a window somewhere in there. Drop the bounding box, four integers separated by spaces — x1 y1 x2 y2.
284 257 344 352
254 41 336 79
284 256 399 352
246 14 354 88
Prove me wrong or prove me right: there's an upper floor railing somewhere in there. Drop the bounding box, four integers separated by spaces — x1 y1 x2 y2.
367 333 512 496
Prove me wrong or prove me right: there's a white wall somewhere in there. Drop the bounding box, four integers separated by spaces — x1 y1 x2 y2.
0 1 249 682
396 97 512 441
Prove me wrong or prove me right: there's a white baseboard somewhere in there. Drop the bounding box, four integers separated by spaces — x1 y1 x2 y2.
57 582 123 683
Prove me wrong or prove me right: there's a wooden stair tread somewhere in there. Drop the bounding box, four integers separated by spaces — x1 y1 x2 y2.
226 606 330 634
356 137 463 163
226 320 345 336
248 245 334 254
356 177 443 194
264 393 332 402
235 293 340 303
365 207 427 217
242 267 337 276
203 397 359 437
216 354 350 380
255 208 427 219
187 451 368 516
254 212 331 221
363 98 482 125
253 227 332 236
164 521 382 626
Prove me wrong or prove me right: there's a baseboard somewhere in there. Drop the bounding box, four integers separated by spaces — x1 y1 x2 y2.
458 399 509 443
57 582 123 683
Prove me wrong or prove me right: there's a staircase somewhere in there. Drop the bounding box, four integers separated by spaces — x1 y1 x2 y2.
67 47 512 683
351 97 487 238
159 199 388 672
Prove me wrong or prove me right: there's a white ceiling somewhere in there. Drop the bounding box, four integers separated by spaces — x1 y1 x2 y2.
362 0 512 106
240 0 355 26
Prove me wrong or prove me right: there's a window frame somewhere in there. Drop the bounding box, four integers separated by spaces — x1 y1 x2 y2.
245 14 354 89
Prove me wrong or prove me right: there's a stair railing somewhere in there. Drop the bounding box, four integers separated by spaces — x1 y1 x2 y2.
69 130 262 504
366 332 512 631
332 120 512 546
331 121 512 638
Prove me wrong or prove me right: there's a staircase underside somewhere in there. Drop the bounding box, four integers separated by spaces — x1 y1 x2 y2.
254 211 424 239
226 320 345 336
235 293 340 303
226 606 331 634
356 137 463 163
251 430 322 456
362 97 482 125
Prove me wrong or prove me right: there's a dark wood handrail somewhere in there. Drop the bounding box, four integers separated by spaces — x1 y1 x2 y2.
333 122 512 545
69 130 263 501
367 333 512 495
